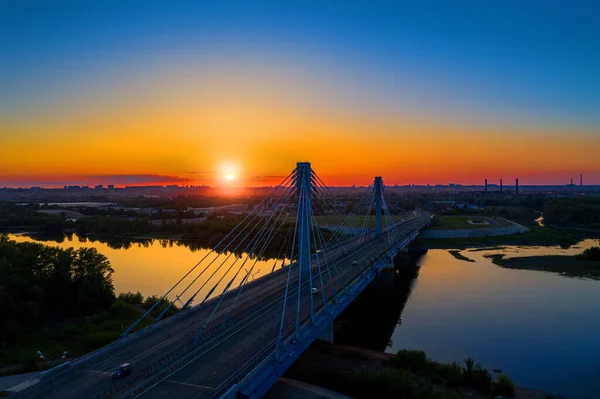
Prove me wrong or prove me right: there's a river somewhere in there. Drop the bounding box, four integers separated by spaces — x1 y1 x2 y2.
7 233 285 306
6 233 600 398
385 240 600 399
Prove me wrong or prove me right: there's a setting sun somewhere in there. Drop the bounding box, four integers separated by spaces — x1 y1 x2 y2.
224 173 236 181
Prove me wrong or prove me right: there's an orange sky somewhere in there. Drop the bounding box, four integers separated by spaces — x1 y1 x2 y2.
1 56 599 188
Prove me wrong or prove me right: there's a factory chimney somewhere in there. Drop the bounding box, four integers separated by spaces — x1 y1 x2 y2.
485 179 488 193
516 178 519 193
500 179 503 192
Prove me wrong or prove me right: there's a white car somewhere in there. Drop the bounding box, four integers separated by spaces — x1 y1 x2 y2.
311 287 319 294
352 261 358 265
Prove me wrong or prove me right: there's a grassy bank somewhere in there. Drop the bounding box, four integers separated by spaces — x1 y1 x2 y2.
429 215 508 230
416 224 594 249
284 342 557 399
485 253 600 280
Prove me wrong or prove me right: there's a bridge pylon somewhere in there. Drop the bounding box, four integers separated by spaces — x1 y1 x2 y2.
374 176 383 236
295 162 312 281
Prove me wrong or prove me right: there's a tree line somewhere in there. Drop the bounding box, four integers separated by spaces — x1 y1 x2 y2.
543 197 600 227
0 234 115 343
0 201 67 232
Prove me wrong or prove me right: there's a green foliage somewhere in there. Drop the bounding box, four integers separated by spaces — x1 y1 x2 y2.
471 364 492 392
494 374 516 397
118 291 144 304
389 351 503 395
142 295 179 318
462 357 475 380
579 246 600 261
0 202 66 231
2 320 20 341
82 331 121 350
543 197 600 227
315 368 469 399
390 349 431 374
461 358 492 392
0 238 115 344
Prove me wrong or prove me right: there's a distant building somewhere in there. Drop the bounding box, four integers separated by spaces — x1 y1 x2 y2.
95 185 103 189
108 185 115 189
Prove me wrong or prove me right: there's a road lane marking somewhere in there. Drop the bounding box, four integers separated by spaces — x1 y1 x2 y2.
165 380 215 390
88 370 112 376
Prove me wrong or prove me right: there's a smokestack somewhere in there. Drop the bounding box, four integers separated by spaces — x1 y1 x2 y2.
485 179 488 193
581 174 583 186
571 177 573 186
500 179 503 192
516 178 519 193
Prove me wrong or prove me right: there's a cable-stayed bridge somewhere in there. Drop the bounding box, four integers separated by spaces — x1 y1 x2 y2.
13 162 431 399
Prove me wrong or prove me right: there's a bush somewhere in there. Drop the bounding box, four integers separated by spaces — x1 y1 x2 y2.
494 374 516 397
2 320 20 342
472 365 492 392
319 368 470 399
390 349 431 374
579 246 600 261
435 361 463 387
118 291 144 304
109 300 141 319
82 331 120 350
142 295 178 318
462 357 476 381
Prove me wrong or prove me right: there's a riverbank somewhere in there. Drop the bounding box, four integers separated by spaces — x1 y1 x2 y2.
485 253 600 280
415 225 597 249
284 342 555 399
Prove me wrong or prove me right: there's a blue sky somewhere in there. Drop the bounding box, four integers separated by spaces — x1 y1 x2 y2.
1 0 599 128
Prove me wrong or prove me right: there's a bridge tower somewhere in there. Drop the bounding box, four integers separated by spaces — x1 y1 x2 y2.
295 162 312 280
374 176 383 237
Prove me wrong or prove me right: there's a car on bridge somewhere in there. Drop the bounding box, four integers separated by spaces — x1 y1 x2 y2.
311 287 319 294
112 363 133 379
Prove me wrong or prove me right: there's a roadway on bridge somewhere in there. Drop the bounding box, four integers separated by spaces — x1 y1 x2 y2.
134 215 429 399
21 214 429 399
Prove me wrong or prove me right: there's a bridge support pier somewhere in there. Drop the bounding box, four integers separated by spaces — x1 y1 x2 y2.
382 255 395 270
317 322 334 344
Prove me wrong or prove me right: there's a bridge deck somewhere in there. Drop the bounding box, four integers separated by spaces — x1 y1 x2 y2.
16 214 429 399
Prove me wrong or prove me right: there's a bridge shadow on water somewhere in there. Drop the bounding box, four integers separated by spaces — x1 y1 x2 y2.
332 248 428 352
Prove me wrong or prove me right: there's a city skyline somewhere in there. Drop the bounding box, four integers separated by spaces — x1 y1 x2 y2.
1 174 594 190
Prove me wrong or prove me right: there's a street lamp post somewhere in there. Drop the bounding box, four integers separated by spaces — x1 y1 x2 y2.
37 350 67 399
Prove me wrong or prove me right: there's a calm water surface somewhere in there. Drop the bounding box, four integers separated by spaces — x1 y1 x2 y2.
8 233 284 306
387 240 600 399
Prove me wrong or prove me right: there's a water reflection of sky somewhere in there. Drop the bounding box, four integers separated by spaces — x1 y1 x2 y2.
388 242 600 399
8 234 286 306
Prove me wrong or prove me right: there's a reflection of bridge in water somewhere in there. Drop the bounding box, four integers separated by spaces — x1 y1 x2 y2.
333 249 426 352
14 162 431 399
